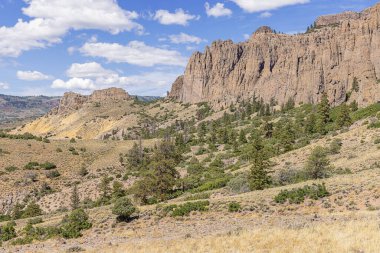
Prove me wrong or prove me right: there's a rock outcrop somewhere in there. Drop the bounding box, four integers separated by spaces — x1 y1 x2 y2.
56 88 129 115
168 3 380 108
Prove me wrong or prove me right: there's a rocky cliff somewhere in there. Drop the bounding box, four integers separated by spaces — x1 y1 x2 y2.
168 3 380 108
55 87 130 115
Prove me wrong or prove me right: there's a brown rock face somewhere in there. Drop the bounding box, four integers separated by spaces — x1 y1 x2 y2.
56 88 130 114
168 3 380 108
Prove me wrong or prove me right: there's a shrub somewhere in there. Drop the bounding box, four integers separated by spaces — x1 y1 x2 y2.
0 221 17 241
24 162 40 170
22 202 43 218
374 138 380 144
227 173 250 193
0 214 11 222
46 170 60 179
191 177 229 193
5 166 18 172
56 148 63 153
79 167 88 177
274 183 329 204
277 168 307 186
329 139 343 154
40 162 57 170
171 201 209 217
27 217 43 225
228 202 241 212
112 197 137 222
60 209 92 239
70 138 76 143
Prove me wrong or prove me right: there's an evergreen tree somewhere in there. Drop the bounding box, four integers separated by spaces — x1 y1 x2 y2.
305 146 332 179
305 111 317 134
112 181 126 200
249 136 272 190
316 93 330 134
263 121 274 138
239 129 247 144
71 184 80 210
99 175 112 199
335 103 352 128
280 122 296 152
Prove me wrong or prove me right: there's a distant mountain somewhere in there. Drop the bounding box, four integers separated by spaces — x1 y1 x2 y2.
133 95 162 103
0 94 60 128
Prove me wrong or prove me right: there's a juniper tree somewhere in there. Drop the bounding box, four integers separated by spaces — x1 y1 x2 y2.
71 184 80 210
249 136 272 190
305 146 332 179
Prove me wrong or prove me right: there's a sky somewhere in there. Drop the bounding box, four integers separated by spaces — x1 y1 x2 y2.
0 0 378 97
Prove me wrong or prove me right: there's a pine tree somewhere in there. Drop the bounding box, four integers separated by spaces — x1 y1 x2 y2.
239 129 247 144
335 103 352 128
316 93 330 134
71 184 80 210
305 146 332 179
263 121 273 138
305 111 317 134
249 136 272 190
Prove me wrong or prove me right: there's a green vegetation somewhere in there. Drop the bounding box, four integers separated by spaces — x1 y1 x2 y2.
228 202 241 212
112 197 138 221
60 209 92 239
165 201 210 217
305 146 332 179
274 183 330 204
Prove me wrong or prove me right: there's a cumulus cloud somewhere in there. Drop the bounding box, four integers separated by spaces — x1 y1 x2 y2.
17 70 52 81
0 0 143 57
205 2 232 17
168 33 205 44
51 62 180 95
153 9 199 26
66 62 114 78
259 11 273 18
51 78 96 90
80 41 188 67
0 82 9 89
231 0 310 13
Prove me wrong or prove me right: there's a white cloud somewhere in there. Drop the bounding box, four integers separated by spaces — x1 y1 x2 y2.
51 78 96 90
66 62 114 78
0 82 9 89
0 0 143 57
17 70 52 81
259 11 273 18
153 9 199 26
51 62 180 95
231 0 310 13
169 33 205 44
243 34 250 40
80 41 188 67
205 2 232 17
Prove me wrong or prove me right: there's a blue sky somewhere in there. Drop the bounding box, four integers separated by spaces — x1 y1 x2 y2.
0 0 377 97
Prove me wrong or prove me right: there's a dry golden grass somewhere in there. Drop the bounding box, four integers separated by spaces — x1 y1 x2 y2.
93 218 380 253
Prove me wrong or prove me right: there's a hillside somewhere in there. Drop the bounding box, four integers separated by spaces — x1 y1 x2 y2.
0 94 59 129
169 3 380 108
13 88 197 140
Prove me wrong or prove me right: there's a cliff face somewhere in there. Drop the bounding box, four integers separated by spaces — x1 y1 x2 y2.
168 3 380 108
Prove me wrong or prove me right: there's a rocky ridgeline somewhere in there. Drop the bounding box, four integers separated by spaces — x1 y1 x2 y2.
54 87 130 115
168 3 380 108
